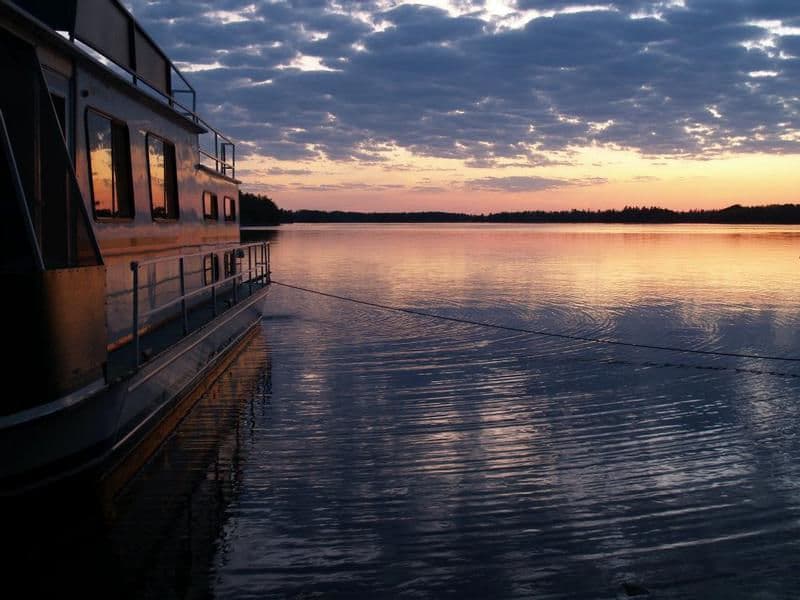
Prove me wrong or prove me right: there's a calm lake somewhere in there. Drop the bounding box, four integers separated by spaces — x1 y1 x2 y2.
12 224 800 598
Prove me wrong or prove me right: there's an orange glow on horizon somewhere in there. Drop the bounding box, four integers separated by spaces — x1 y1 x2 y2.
239 146 800 213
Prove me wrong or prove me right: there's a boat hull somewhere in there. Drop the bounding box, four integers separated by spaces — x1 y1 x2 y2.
0 286 269 495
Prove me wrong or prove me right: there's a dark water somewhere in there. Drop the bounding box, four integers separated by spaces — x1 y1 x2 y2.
11 224 800 598
5 336 272 598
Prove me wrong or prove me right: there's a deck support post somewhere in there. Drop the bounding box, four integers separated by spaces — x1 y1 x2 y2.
179 257 188 335
211 278 217 317
266 243 271 284
131 262 140 368
248 246 253 295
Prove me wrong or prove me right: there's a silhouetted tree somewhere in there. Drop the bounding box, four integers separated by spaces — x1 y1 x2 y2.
239 192 282 226
238 196 800 225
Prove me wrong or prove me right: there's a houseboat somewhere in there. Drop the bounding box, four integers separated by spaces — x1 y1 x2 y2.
0 0 271 493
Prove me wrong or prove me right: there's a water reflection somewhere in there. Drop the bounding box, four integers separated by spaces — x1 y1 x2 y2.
4 332 271 599
212 224 800 599
261 224 800 358
8 225 800 599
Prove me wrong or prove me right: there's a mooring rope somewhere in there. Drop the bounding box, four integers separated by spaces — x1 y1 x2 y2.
270 280 800 366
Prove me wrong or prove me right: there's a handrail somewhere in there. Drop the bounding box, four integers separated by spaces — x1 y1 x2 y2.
133 241 265 268
139 266 263 320
130 241 270 367
74 37 198 124
198 149 236 174
69 35 235 177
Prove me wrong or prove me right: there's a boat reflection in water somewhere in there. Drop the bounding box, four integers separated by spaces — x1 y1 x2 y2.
5 330 271 599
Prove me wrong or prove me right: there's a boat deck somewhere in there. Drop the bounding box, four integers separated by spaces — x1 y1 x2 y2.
107 278 269 382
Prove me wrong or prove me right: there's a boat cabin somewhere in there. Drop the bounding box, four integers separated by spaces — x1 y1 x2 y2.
0 0 267 423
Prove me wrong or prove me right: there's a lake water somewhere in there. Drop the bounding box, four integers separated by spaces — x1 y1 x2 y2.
12 224 800 598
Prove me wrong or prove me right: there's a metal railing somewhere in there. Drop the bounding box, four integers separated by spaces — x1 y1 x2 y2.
70 37 236 179
198 130 236 179
130 242 270 368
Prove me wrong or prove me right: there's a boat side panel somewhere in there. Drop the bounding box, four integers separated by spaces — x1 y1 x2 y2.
72 64 239 249
0 286 268 492
67 63 240 344
2 267 106 415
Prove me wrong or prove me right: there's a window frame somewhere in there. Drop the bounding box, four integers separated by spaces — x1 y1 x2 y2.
146 132 180 222
203 190 219 221
85 107 135 221
223 196 236 222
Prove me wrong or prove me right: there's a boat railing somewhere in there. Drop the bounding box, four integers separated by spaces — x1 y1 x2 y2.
66 21 236 179
6 0 238 178
84 50 237 179
197 131 236 180
130 241 270 368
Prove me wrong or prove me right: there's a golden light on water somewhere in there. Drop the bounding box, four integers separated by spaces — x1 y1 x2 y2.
271 223 800 318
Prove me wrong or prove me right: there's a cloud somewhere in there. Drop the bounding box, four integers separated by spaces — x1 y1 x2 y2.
464 152 572 168
122 0 800 163
291 182 407 193
267 167 314 175
409 185 449 193
465 175 606 192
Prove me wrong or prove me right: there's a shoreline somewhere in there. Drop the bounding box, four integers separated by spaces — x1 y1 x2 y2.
240 203 800 226
242 220 800 227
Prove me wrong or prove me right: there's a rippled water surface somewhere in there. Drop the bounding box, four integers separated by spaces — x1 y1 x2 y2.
16 224 800 599
225 225 800 599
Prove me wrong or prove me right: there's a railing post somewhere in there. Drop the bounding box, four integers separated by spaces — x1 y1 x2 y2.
214 131 219 173
233 253 239 305
248 246 253 295
211 255 218 317
266 243 271 284
179 257 188 336
131 262 140 368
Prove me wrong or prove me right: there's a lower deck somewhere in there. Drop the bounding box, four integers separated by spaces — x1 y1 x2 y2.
108 272 270 382
0 241 270 494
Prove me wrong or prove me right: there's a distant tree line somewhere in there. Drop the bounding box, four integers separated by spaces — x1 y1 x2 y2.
283 210 477 223
483 204 800 224
239 191 282 226
239 194 800 225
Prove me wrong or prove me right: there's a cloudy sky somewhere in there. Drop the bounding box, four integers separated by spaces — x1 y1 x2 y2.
124 0 800 212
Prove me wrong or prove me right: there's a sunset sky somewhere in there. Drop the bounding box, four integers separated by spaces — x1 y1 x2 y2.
125 0 800 213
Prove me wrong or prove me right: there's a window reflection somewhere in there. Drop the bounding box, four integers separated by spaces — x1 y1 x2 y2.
224 196 236 222
87 110 133 219
203 191 218 221
147 134 179 220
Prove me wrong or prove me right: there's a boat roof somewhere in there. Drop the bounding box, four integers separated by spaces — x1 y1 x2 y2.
1 0 218 136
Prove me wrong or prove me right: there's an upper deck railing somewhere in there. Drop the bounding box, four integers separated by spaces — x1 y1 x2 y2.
84 52 237 179
9 0 237 179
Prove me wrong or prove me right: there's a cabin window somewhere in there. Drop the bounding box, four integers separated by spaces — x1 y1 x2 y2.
203 253 219 285
224 196 236 222
203 191 218 221
147 134 179 220
86 109 134 219
224 250 237 278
